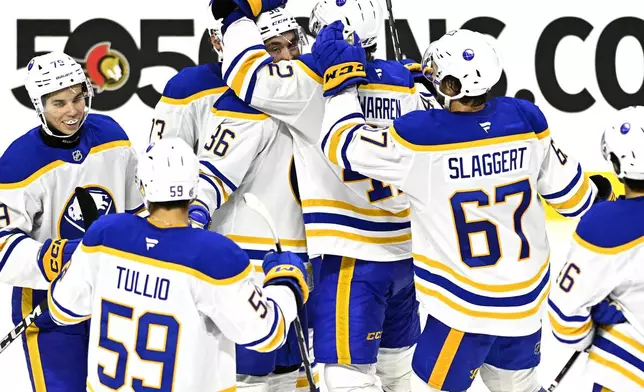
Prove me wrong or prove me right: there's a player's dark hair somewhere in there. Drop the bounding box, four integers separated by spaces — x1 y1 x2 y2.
610 152 644 192
442 75 488 107
148 200 191 212
624 178 644 192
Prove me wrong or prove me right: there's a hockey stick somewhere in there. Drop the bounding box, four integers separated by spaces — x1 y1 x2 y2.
384 0 402 61
544 351 581 391
0 187 99 354
243 193 316 392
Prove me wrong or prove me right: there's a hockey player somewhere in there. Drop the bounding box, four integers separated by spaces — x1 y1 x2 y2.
150 19 228 151
47 137 309 391
188 92 313 391
188 8 320 390
210 0 438 388
548 106 644 391
0 52 144 391
313 24 615 392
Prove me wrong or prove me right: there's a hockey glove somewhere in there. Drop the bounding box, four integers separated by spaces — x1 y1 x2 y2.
37 238 80 282
400 58 429 81
312 21 368 97
590 174 616 203
590 298 627 325
189 202 212 230
262 251 309 309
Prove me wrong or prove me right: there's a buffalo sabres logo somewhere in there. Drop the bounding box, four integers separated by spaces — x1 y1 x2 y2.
58 186 116 239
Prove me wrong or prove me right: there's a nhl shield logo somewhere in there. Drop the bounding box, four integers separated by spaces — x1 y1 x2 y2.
58 186 117 239
72 150 83 162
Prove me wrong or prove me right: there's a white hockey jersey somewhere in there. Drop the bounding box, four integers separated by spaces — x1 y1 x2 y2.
548 197 644 391
196 90 308 280
151 63 228 152
320 90 598 336
222 16 432 261
0 114 143 289
48 213 298 392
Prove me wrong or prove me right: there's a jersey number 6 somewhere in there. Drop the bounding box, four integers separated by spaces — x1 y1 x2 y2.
450 178 532 268
98 299 180 391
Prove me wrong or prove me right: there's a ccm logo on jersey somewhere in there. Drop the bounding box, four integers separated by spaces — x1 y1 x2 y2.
366 331 383 340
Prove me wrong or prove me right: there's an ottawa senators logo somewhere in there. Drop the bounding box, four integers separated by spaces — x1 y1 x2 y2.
81 42 130 92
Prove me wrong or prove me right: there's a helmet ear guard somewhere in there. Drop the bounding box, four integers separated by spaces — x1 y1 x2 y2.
209 18 225 61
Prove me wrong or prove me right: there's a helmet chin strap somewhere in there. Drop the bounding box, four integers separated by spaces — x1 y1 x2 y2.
40 102 91 139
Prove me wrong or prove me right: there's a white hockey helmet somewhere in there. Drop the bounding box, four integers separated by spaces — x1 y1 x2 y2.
136 138 200 204
256 7 308 50
422 29 502 109
24 52 94 137
601 106 644 181
309 0 383 48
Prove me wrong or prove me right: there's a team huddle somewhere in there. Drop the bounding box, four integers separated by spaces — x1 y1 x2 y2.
0 0 642 391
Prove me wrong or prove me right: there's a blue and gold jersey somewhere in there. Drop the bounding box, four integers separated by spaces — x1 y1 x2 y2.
321 90 598 336
221 16 437 261
196 90 308 279
0 114 143 288
151 63 228 152
359 59 434 127
549 197 644 391
48 213 298 391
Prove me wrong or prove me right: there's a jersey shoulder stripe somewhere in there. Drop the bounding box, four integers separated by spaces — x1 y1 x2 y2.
160 63 227 103
82 214 252 283
390 98 549 152
0 114 129 187
574 197 644 252
213 89 267 119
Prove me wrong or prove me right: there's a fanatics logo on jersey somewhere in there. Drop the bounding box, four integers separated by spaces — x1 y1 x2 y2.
376 68 383 79
146 237 159 250
72 150 83 162
479 122 491 133
58 186 116 238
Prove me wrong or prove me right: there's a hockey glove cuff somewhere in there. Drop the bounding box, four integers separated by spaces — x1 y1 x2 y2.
262 251 309 309
210 0 238 21
37 238 80 282
400 58 430 81
189 202 212 230
591 298 627 325
312 21 368 97
590 174 616 203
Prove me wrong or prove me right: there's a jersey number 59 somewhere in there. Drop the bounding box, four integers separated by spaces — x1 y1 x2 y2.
98 299 180 391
